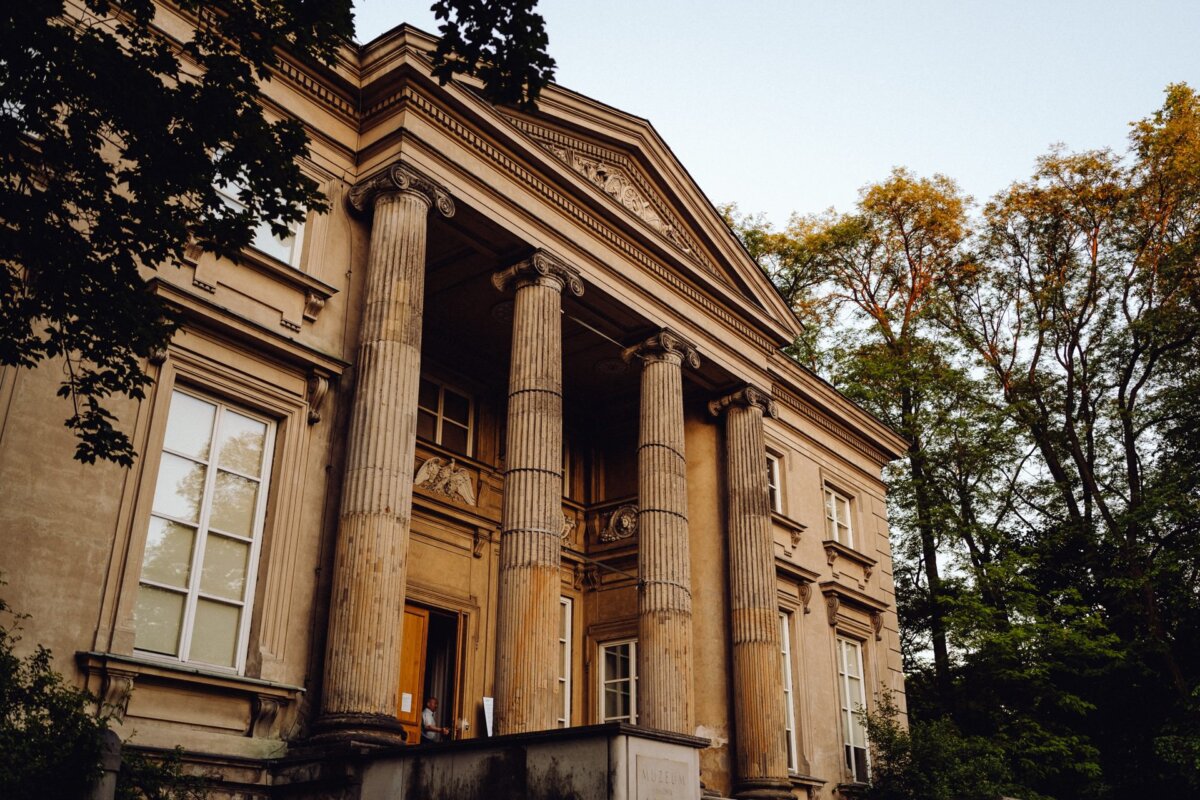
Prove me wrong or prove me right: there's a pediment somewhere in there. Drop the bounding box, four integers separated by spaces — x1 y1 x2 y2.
502 114 730 286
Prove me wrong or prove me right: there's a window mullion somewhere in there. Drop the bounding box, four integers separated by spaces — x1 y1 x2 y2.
179 404 223 664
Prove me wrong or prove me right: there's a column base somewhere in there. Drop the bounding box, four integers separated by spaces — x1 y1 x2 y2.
309 712 408 747
733 778 795 800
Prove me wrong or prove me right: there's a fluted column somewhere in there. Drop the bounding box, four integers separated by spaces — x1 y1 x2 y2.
492 250 584 734
622 329 700 734
710 386 791 799
316 162 454 744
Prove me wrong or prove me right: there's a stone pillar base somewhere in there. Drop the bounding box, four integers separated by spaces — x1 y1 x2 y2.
309 712 408 747
733 779 795 800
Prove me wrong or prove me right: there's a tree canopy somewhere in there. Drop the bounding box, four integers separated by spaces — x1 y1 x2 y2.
1 0 555 466
727 82 1200 799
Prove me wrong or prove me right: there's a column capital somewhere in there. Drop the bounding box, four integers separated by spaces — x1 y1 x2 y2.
708 385 778 419
348 161 456 217
492 249 584 296
622 328 700 369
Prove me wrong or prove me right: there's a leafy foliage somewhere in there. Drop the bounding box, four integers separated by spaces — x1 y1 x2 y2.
430 0 556 110
728 84 1200 798
0 594 106 798
0 0 353 465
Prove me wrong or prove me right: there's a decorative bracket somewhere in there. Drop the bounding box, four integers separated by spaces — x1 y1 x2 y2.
100 668 137 723
306 372 331 425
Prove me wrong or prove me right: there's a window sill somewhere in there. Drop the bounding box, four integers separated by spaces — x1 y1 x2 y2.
822 539 877 588
836 781 870 797
789 772 827 788
772 512 807 557
77 651 303 740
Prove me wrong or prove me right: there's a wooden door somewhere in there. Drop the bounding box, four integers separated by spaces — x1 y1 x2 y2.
396 605 429 743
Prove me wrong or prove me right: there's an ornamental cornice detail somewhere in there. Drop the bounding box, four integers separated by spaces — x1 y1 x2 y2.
403 89 775 354
708 385 779 420
504 116 721 281
348 161 455 217
622 328 701 369
492 249 585 296
770 384 893 467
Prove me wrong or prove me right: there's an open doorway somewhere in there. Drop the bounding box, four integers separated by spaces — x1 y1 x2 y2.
396 603 462 743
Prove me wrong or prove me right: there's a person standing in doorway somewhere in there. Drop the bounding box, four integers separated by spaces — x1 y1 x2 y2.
422 696 450 742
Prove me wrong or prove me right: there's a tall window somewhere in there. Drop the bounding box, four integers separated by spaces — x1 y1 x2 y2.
417 377 473 456
767 455 783 513
825 488 853 547
780 611 800 772
599 639 637 724
133 389 275 672
557 597 573 728
837 636 869 782
215 181 305 268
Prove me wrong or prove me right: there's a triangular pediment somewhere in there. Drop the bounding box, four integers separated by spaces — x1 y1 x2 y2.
503 115 728 283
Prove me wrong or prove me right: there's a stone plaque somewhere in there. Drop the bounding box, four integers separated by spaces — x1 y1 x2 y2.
635 755 689 800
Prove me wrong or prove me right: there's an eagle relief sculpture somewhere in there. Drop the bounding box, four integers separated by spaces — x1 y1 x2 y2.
414 457 477 505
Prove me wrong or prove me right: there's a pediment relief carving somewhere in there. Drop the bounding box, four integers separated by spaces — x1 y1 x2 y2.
505 117 724 282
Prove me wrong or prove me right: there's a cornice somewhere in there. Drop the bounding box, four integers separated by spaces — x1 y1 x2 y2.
503 116 721 282
399 87 778 355
770 383 897 468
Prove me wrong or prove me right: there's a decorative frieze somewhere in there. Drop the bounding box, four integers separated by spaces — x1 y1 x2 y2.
599 503 639 543
414 457 478 505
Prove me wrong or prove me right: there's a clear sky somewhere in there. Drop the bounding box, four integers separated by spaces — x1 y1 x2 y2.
354 1 1200 228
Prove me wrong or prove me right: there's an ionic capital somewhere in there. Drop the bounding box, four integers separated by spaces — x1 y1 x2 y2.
622 328 700 369
348 161 455 217
492 249 585 296
708 385 779 419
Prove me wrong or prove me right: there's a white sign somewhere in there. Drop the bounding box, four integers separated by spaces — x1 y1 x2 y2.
483 696 494 736
400 692 413 713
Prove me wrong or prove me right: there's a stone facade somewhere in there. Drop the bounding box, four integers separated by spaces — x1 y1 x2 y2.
0 12 908 800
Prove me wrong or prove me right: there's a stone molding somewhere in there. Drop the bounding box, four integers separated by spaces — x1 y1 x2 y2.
621 328 701 369
492 249 585 296
708 384 779 420
401 89 777 353
348 161 456 217
770 384 893 467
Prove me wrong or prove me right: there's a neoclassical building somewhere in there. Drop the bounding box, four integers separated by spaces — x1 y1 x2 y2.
0 12 907 800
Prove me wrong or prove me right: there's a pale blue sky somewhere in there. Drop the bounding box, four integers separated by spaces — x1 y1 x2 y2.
354 1 1200 228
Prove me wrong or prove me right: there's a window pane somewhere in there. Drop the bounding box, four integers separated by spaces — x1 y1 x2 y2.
441 422 468 455
418 378 438 411
605 684 629 720
190 599 241 667
152 453 207 524
134 585 185 656
209 471 258 538
250 220 298 265
201 534 249 601
837 496 850 525
163 393 216 460
417 409 436 441
216 412 267 477
141 517 196 588
442 389 470 424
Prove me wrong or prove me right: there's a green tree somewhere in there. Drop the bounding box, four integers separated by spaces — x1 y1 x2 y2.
430 0 556 110
1 0 353 465
1 1 556 467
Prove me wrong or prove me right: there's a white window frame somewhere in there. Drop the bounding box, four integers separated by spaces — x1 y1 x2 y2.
215 180 306 268
780 611 800 772
837 636 870 783
133 388 276 675
767 454 783 513
598 638 637 724
417 376 475 457
825 487 854 548
557 597 573 728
